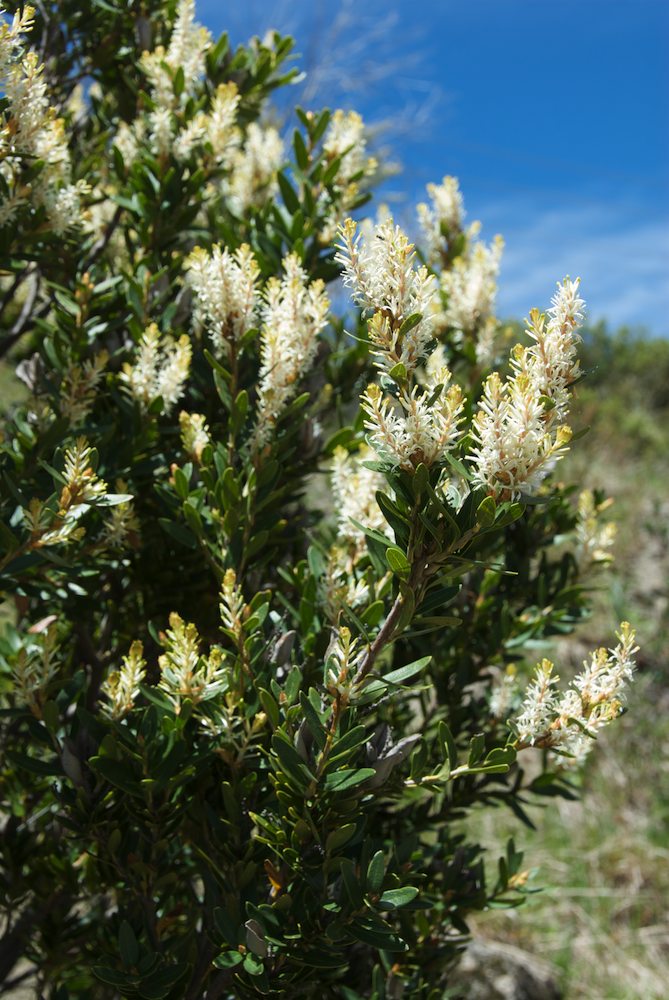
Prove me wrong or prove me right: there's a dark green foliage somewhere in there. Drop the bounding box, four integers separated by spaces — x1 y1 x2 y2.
0 3 615 997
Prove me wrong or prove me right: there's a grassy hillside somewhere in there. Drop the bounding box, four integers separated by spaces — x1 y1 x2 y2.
471 324 669 999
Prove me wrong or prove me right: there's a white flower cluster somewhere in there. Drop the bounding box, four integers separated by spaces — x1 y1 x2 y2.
22 438 110 548
362 373 464 472
119 3 239 165
11 619 59 714
331 445 387 553
0 3 86 232
489 664 520 719
158 612 228 714
469 278 585 498
514 622 638 761
223 121 284 215
102 484 139 551
140 0 211 107
336 217 437 376
185 243 260 357
59 437 108 513
112 2 281 211
323 446 388 616
575 489 617 568
440 236 504 354
59 351 109 425
417 175 464 264
179 411 210 462
337 217 466 471
318 110 377 239
100 641 146 720
173 82 240 162
325 625 365 698
418 175 504 368
120 324 192 414
252 254 329 450
220 568 245 641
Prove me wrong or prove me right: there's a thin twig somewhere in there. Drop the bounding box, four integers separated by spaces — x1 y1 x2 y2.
353 556 425 687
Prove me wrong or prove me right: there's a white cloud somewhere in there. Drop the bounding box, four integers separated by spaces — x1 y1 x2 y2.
476 197 669 333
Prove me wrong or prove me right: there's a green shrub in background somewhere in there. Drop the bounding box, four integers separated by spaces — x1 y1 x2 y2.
0 2 638 996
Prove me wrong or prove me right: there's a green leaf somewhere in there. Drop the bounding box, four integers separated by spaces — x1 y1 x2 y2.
6 750 60 777
388 362 407 382
277 170 300 213
173 468 189 500
348 918 407 952
258 688 280 729
360 600 385 628
476 495 496 528
383 656 431 687
293 130 309 170
484 746 517 768
271 733 313 790
398 312 422 337
214 951 244 969
93 967 138 988
340 858 363 906
385 546 410 579
324 768 375 792
119 921 139 968
377 886 419 909
326 823 356 853
137 963 189 999
468 733 486 767
243 952 264 976
438 720 458 770
326 725 368 766
366 850 385 894
158 518 196 549
89 756 142 797
299 690 327 750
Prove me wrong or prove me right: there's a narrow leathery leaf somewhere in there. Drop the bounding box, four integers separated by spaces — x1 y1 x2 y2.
340 859 363 906
325 725 368 765
484 746 517 767
388 362 407 382
468 733 486 767
366 850 385 894
119 921 139 968
383 656 431 686
326 823 357 853
476 495 496 527
214 952 244 969
271 734 313 789
377 887 419 909
324 768 376 792
299 691 327 750
385 546 410 578
258 688 280 729
348 919 407 952
398 312 422 337
438 720 458 770
293 129 309 169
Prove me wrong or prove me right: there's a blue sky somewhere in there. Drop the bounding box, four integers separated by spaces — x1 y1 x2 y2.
202 0 669 333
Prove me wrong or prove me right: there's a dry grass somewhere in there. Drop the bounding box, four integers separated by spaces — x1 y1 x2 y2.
469 386 669 1000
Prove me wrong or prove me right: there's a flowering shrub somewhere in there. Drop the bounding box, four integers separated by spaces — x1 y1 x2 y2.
0 2 636 997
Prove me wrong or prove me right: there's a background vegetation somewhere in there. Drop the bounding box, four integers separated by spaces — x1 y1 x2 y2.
469 323 669 999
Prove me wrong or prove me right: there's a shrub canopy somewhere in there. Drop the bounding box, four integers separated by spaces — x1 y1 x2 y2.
0 2 635 997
